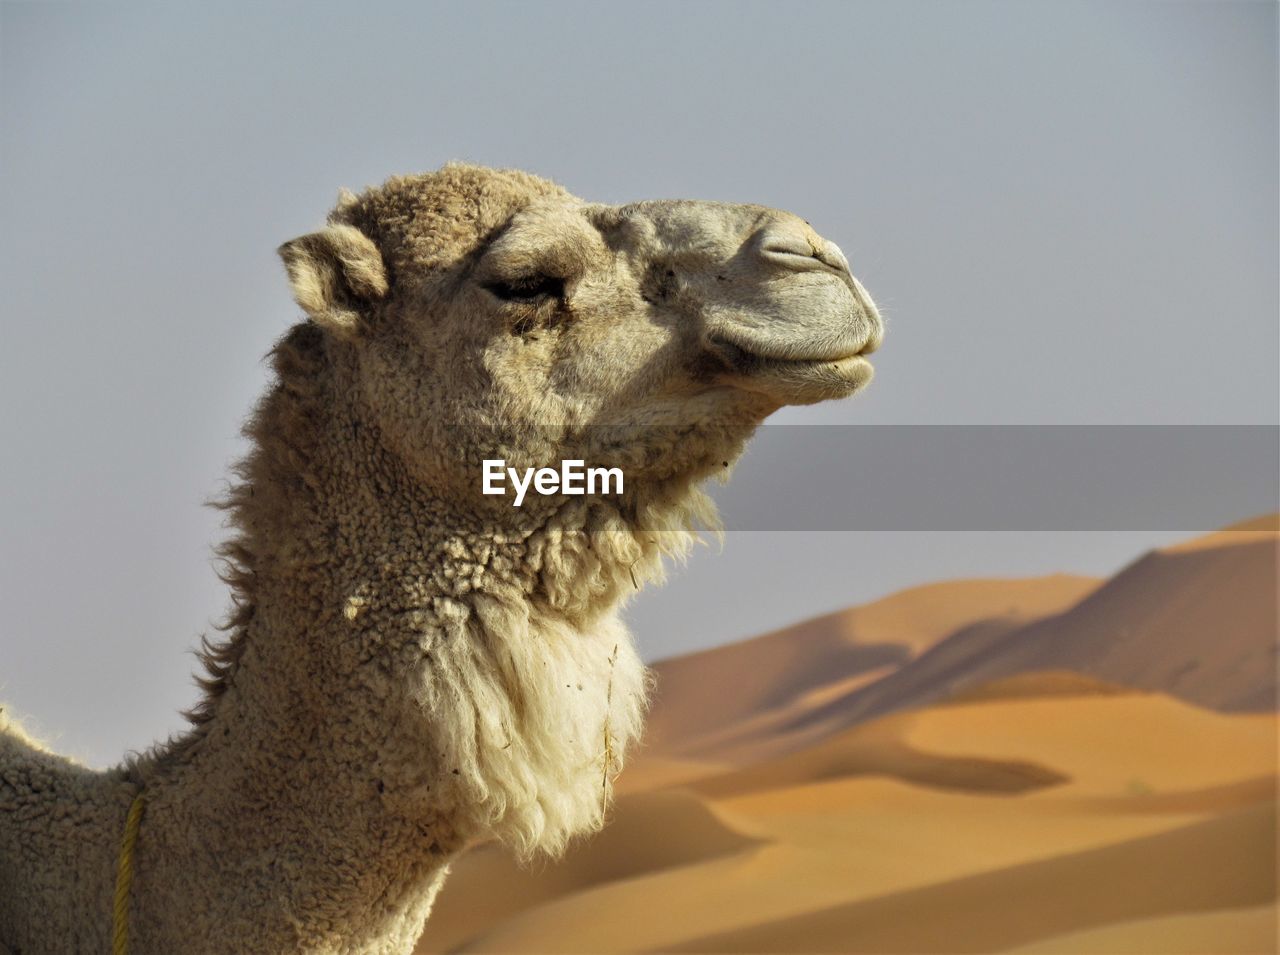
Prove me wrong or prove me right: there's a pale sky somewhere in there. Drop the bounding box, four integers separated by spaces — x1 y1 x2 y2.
2 1 1276 767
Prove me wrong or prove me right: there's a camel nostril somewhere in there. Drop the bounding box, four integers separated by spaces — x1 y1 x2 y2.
759 238 817 261
757 230 850 276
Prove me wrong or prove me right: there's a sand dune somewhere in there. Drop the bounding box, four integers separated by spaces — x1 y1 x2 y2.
416 790 761 954
416 522 1278 954
690 705 1072 800
789 526 1278 733
642 575 1098 765
695 688 1276 798
420 690 1276 953
666 804 1276 954
894 694 1276 795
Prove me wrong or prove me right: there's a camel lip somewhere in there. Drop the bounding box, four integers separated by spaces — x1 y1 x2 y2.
704 334 873 373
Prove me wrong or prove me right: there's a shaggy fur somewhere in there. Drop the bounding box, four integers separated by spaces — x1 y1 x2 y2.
0 164 881 954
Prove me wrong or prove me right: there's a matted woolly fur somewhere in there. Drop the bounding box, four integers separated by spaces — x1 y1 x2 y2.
0 163 880 954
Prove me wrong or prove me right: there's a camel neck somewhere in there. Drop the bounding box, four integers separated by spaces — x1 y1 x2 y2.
130 581 461 951
117 326 670 950
119 343 471 949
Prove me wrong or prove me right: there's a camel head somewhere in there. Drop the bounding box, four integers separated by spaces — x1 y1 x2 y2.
278 164 882 503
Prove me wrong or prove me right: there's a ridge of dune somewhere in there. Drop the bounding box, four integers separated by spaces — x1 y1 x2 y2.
1218 513 1280 531
940 670 1135 705
1162 512 1279 553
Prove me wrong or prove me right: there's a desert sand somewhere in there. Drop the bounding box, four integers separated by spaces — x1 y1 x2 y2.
416 522 1278 954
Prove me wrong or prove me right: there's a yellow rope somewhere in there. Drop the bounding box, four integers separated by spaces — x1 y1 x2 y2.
112 791 145 955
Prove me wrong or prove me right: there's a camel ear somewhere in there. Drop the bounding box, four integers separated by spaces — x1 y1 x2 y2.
277 224 388 338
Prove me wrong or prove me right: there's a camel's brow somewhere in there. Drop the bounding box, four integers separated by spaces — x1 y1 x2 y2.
450 213 526 286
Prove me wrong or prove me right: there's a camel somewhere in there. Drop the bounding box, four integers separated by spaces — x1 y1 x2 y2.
0 163 883 954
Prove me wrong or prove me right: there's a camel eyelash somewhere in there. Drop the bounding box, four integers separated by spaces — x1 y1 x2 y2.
485 274 566 303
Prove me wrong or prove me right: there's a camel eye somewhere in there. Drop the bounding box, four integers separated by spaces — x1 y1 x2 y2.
485 274 565 303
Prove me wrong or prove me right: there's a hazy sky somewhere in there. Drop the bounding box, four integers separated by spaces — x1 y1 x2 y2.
2 1 1276 767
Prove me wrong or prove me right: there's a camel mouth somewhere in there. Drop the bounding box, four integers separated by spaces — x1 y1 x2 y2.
706 335 874 370
705 335 876 405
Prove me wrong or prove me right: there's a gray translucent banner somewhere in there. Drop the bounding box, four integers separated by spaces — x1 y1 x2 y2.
708 425 1278 531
